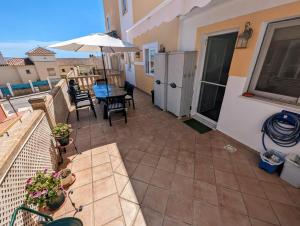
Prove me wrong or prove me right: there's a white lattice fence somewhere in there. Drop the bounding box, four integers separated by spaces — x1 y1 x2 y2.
0 115 57 226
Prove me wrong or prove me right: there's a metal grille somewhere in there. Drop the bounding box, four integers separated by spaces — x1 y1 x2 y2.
0 116 57 226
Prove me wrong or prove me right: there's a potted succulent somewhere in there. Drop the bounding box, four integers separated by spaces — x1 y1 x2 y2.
52 123 72 146
25 169 65 211
60 168 73 187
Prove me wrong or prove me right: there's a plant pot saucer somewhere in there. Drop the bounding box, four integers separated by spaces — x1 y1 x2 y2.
62 173 76 189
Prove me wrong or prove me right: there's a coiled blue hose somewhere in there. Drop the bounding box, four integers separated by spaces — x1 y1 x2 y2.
262 111 300 150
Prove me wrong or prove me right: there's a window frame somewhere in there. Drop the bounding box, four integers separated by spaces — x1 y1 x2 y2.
248 18 300 104
143 42 158 76
121 0 128 15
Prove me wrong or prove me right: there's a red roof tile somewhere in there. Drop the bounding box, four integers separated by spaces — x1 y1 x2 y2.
26 47 55 56
6 58 34 66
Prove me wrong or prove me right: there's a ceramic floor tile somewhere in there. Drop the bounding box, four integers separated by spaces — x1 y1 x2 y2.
120 198 140 226
195 164 216 185
132 164 155 183
220 208 251 226
93 176 117 201
72 156 92 173
71 168 92 188
193 200 222 226
243 194 279 225
123 160 138 176
142 185 169 213
237 176 266 198
131 179 148 203
165 193 193 224
150 169 174 190
92 162 113 181
142 207 164 226
163 217 190 226
125 150 146 163
171 174 194 199
65 183 93 212
194 180 218 206
92 152 110 167
140 153 160 167
261 182 294 205
177 151 195 163
250 218 278 226
175 160 194 178
94 194 123 226
157 157 177 173
213 157 233 173
215 170 239 191
271 201 300 226
217 186 247 215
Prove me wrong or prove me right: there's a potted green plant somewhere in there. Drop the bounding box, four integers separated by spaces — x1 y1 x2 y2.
60 168 73 187
52 123 72 146
25 169 65 211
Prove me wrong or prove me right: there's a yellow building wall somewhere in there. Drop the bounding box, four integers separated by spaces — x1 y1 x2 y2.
132 0 164 23
133 18 179 94
195 1 300 77
103 0 121 37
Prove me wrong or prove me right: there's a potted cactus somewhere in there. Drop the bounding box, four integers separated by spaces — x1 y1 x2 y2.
52 123 72 146
25 169 65 211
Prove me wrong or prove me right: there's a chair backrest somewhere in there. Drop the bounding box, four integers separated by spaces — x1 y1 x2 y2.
68 85 78 102
107 95 126 110
124 81 130 91
126 84 135 96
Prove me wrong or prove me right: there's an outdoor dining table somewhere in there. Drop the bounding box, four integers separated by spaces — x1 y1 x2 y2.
93 83 127 119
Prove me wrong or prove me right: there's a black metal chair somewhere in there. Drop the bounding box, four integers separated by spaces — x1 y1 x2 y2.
106 95 127 126
68 85 97 120
125 83 135 109
123 81 130 91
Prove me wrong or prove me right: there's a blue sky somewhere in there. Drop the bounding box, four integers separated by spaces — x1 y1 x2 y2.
0 0 106 58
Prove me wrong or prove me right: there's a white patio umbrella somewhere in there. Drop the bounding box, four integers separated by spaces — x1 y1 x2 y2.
49 33 139 93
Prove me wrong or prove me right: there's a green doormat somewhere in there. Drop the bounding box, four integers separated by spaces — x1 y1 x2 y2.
183 119 212 134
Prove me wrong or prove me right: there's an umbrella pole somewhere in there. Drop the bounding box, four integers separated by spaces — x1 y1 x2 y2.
100 46 109 95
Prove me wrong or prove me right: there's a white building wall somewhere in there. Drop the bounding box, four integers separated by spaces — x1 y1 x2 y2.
118 0 136 85
0 66 22 84
181 0 300 154
178 0 297 51
217 76 300 154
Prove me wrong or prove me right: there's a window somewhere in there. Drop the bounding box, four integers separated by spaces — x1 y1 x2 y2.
249 18 300 104
106 16 111 32
47 68 56 76
61 68 66 72
143 42 158 75
25 69 31 74
121 0 128 15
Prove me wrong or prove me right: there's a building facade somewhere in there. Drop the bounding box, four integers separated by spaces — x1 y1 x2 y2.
0 47 104 85
103 0 300 154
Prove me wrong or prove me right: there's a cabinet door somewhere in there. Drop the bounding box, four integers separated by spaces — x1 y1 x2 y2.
168 53 184 87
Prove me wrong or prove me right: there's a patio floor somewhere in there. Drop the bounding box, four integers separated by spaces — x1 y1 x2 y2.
54 90 300 226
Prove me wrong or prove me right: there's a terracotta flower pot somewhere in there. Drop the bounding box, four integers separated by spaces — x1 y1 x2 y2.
61 173 73 187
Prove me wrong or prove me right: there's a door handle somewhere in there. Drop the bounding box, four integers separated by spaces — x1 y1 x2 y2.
170 83 177 88
155 80 161 85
